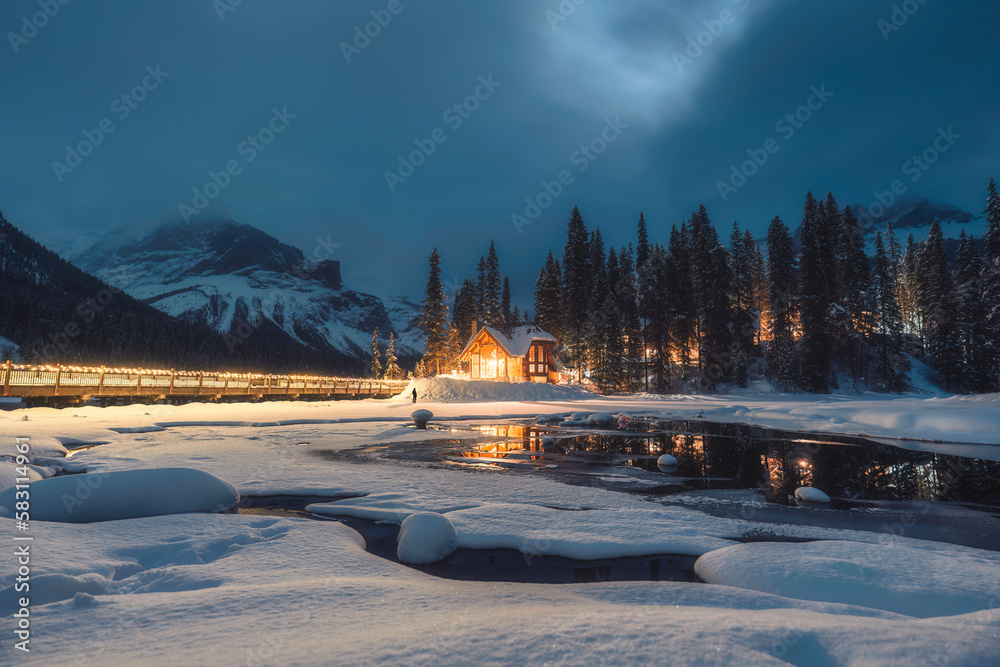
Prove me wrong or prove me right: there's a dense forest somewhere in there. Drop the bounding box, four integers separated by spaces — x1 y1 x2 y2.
420 180 1000 395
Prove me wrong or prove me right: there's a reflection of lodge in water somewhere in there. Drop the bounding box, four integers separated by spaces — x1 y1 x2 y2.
461 422 1000 506
463 425 544 460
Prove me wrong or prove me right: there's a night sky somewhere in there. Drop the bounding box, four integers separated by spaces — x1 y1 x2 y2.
2 0 998 309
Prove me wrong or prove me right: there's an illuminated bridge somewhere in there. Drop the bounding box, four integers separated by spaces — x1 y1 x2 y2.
0 361 410 408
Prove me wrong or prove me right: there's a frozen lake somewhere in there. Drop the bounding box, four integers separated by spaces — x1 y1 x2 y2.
3 385 1000 664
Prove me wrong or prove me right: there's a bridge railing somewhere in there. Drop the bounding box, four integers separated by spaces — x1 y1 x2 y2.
0 361 410 401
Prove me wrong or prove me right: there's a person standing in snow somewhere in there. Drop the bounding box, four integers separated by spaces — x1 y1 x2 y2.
412 388 417 403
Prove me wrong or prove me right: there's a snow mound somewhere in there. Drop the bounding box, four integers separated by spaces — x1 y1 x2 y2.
399 377 595 403
587 412 617 427
0 468 239 523
396 512 458 564
20 436 69 458
535 413 565 424
0 461 43 493
657 454 679 472
694 540 1000 618
28 464 58 479
795 487 831 505
410 409 433 428
1 573 112 611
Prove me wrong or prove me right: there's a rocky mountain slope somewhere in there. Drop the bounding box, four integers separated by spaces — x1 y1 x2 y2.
52 220 424 363
0 215 344 372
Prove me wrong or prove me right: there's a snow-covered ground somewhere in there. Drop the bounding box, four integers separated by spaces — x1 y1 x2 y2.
2 379 999 664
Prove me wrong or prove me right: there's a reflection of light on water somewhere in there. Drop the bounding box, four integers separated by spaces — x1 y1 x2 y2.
472 424 543 453
474 424 529 438
462 424 546 462
454 423 1000 508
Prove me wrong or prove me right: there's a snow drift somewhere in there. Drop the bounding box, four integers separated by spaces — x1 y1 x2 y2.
694 540 1000 618
0 468 239 523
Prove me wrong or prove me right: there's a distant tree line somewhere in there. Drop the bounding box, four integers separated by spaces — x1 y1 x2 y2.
419 179 1000 395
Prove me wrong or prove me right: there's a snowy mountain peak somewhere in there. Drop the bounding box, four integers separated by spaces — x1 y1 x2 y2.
54 219 421 362
64 219 339 288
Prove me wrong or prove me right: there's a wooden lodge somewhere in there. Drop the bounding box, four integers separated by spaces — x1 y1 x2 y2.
459 324 562 383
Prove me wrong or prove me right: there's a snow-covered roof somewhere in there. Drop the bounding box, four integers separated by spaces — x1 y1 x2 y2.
463 324 557 358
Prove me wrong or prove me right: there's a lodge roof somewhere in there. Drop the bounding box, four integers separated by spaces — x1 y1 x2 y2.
461 324 557 359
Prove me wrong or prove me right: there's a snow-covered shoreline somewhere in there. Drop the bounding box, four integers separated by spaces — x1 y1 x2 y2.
7 378 1000 454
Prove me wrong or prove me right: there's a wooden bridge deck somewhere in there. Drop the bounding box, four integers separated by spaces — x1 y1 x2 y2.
0 361 409 406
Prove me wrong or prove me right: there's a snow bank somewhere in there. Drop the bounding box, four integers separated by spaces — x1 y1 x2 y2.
694 540 1000 618
22 436 69 458
0 460 43 492
0 437 71 492
1 572 112 610
0 468 239 523
448 503 737 559
396 512 458 564
310 495 739 559
399 377 595 403
308 491 480 524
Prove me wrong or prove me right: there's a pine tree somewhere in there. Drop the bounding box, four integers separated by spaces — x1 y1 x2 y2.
839 204 873 384
747 231 767 348
822 192 844 302
955 231 989 391
511 305 521 324
561 206 590 379
617 244 644 392
798 192 831 392
730 221 756 387
667 224 695 380
984 178 1000 264
448 278 478 369
584 230 611 388
981 179 1000 388
589 228 606 296
898 234 923 336
644 244 673 391
917 221 960 389
483 242 502 323
534 251 564 336
687 205 732 388
419 248 449 375
705 242 735 389
766 216 798 390
588 246 622 392
501 276 511 323
476 256 487 320
370 327 382 379
636 212 650 269
871 232 909 392
885 221 902 273
384 332 402 379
